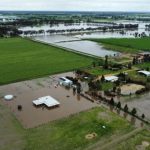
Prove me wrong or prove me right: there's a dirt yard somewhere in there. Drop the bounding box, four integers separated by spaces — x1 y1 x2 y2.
0 72 97 128
121 84 145 95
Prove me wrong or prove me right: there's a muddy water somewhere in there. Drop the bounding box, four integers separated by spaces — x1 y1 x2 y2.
0 72 97 128
56 40 119 57
32 35 80 43
33 35 119 57
19 23 113 32
122 92 150 121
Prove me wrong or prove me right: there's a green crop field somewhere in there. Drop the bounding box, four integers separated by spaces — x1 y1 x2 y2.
90 38 150 53
0 38 93 85
0 104 134 150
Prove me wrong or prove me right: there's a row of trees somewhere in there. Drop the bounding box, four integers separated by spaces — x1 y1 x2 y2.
110 99 146 122
20 23 139 36
0 26 22 37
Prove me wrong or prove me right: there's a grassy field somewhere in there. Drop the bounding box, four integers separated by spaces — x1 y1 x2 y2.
136 62 150 70
0 103 134 150
115 129 150 150
0 38 94 85
84 67 115 76
101 82 114 91
127 70 148 84
84 66 128 76
90 38 150 53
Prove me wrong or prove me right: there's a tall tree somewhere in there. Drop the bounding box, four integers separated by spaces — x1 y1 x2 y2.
124 104 129 113
104 55 109 69
141 114 145 119
131 108 137 116
116 101 121 109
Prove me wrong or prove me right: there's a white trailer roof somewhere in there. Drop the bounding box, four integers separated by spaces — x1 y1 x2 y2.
33 96 60 107
105 76 118 82
138 70 150 76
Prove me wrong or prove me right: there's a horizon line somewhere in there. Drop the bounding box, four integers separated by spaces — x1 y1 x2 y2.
0 10 150 13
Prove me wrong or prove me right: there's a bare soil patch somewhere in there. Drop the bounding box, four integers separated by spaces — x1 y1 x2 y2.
121 84 145 95
85 133 98 140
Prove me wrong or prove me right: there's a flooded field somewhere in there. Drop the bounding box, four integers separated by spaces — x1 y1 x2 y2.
32 34 80 43
19 23 114 32
0 72 97 128
122 92 150 121
74 31 135 39
56 40 118 57
33 35 119 57
19 20 148 57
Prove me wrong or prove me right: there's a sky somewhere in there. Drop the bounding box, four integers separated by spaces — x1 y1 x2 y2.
0 0 150 12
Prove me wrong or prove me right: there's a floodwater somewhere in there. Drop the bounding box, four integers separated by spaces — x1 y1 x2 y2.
0 72 97 128
20 20 149 57
28 21 150 57
56 40 119 57
32 35 119 57
122 92 150 122
19 23 114 31
74 31 135 39
32 34 80 43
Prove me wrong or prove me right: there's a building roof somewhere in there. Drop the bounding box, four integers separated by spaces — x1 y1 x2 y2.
138 70 150 76
33 96 60 107
105 76 118 82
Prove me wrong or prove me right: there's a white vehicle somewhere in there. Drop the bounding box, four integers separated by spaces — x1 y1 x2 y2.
59 77 73 87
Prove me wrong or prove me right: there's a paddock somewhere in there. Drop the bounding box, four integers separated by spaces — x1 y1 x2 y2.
0 72 97 128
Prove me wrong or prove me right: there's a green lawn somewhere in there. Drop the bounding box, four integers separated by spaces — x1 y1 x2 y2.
128 70 147 84
90 38 150 53
0 38 93 85
84 66 128 76
0 104 134 150
101 82 114 91
136 62 150 70
116 129 150 150
84 67 115 76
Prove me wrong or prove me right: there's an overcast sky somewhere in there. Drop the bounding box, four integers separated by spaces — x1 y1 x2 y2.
0 0 150 12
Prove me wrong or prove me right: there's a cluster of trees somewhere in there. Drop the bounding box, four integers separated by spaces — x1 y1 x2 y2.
145 24 150 28
134 32 149 38
0 17 79 27
0 26 22 37
110 99 147 123
20 23 139 36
